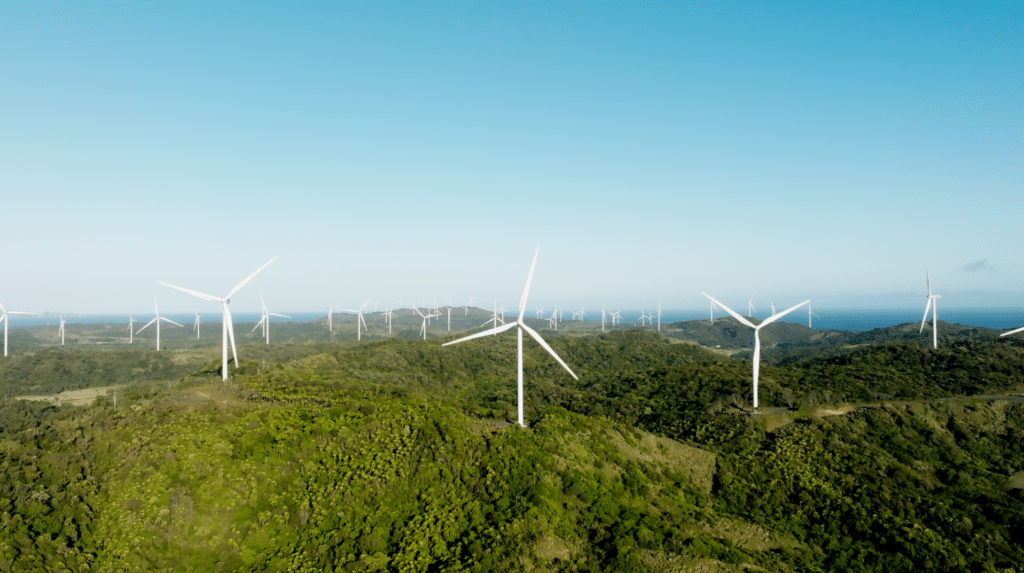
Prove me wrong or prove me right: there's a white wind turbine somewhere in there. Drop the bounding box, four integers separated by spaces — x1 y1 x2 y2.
383 308 394 335
611 310 622 326
807 302 820 328
193 311 202 339
58 316 66 345
339 298 372 341
414 307 440 340
548 310 558 330
136 296 183 351
601 306 606 332
535 308 545 319
326 306 334 332
0 302 39 357
443 247 578 427
919 268 941 349
158 257 276 380
127 315 134 344
251 294 290 344
747 297 756 317
703 293 809 409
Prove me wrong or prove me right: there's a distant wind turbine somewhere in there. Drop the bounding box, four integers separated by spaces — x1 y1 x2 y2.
326 306 334 332
136 296 183 351
0 302 39 357
601 306 606 332
58 316 66 345
747 297 756 318
703 293 809 409
808 302 819 328
414 307 440 340
339 298 372 341
193 311 202 339
251 294 290 344
443 247 578 427
383 308 394 335
919 268 941 349
127 315 134 344
158 257 276 380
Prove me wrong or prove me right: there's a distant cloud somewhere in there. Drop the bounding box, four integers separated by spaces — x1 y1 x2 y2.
962 259 995 273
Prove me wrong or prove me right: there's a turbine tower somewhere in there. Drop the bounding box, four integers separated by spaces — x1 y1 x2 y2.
919 268 941 349
747 297 756 318
703 293 808 409
251 294 290 344
158 257 276 380
383 308 394 335
193 311 202 339
0 302 39 357
326 306 333 332
127 315 134 344
58 316 66 345
136 296 183 351
443 247 578 427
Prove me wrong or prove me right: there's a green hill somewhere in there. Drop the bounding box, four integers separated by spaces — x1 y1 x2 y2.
0 330 1022 571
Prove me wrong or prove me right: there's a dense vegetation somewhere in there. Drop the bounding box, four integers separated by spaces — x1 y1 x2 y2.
0 328 1022 571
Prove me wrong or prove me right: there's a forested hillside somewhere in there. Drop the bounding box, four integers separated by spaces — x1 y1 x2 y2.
0 330 1022 571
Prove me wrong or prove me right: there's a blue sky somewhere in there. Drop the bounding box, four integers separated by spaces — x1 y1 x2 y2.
1 0 1021 315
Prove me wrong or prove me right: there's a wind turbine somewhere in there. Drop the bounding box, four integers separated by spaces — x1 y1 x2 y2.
58 316 66 345
611 310 622 326
383 308 394 335
414 307 440 340
158 257 276 380
443 247 578 427
919 268 941 349
136 296 183 351
482 303 504 334
535 308 545 319
0 302 39 357
127 315 134 344
808 302 820 328
702 293 809 409
251 294 290 344
339 298 371 341
747 297 756 318
601 306 606 332
548 310 558 330
193 311 202 339
326 306 333 332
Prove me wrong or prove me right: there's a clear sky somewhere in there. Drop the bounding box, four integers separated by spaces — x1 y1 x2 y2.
2 0 1021 315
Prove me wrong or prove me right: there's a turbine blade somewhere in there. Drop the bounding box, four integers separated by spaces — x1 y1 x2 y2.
521 323 578 380
226 257 277 299
137 318 157 333
518 246 540 322
442 322 517 346
920 299 932 333
701 293 756 328
360 297 372 311
758 300 810 328
252 317 265 332
158 281 221 302
161 317 185 327
1001 326 1024 337
268 313 290 318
